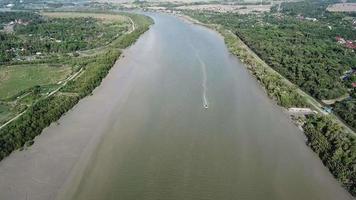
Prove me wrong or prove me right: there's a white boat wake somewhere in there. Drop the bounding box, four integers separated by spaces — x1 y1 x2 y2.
190 44 209 109
199 57 209 109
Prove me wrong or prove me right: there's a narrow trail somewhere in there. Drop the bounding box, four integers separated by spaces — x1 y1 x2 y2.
0 110 26 130
127 16 135 34
0 15 136 131
0 68 84 130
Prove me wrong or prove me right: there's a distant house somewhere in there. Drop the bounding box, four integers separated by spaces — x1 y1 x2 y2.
345 40 356 49
14 19 28 25
296 15 304 20
336 36 356 49
305 17 318 22
336 36 346 44
352 82 356 88
296 15 318 22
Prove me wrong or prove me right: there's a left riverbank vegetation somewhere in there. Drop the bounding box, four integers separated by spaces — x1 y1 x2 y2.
180 0 356 196
0 10 153 160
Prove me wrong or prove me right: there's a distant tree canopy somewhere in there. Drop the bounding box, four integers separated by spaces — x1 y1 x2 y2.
0 11 41 25
187 11 355 99
0 12 126 63
303 115 356 196
186 0 356 129
334 91 356 129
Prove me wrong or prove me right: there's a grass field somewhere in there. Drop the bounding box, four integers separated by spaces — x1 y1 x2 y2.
1 12 126 100
0 104 11 123
42 12 130 24
327 3 356 12
0 11 137 126
0 64 72 99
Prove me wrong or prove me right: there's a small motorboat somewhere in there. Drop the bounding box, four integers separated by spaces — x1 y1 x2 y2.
204 104 208 109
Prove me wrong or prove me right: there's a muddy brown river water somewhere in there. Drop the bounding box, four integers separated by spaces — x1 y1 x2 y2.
0 13 353 200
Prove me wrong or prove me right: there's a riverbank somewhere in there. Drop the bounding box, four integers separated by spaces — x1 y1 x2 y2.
0 12 153 200
178 14 318 111
179 13 356 197
0 12 153 161
54 13 353 200
0 12 354 200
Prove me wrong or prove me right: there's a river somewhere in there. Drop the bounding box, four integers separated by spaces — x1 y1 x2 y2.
0 13 353 200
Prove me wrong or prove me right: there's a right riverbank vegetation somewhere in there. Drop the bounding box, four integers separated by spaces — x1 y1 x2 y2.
183 0 356 196
0 11 153 160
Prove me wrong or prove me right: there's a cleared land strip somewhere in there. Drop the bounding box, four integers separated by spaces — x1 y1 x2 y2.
0 110 26 130
128 16 136 33
47 68 83 97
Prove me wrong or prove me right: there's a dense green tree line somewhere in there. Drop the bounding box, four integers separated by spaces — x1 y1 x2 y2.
61 49 120 97
0 33 19 62
186 0 356 129
186 12 355 99
252 63 307 107
0 11 41 25
221 27 306 107
186 1 356 195
235 22 352 99
0 49 121 161
61 14 153 97
277 0 356 130
0 95 79 160
0 11 127 63
0 13 153 161
334 91 356 129
303 115 356 196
